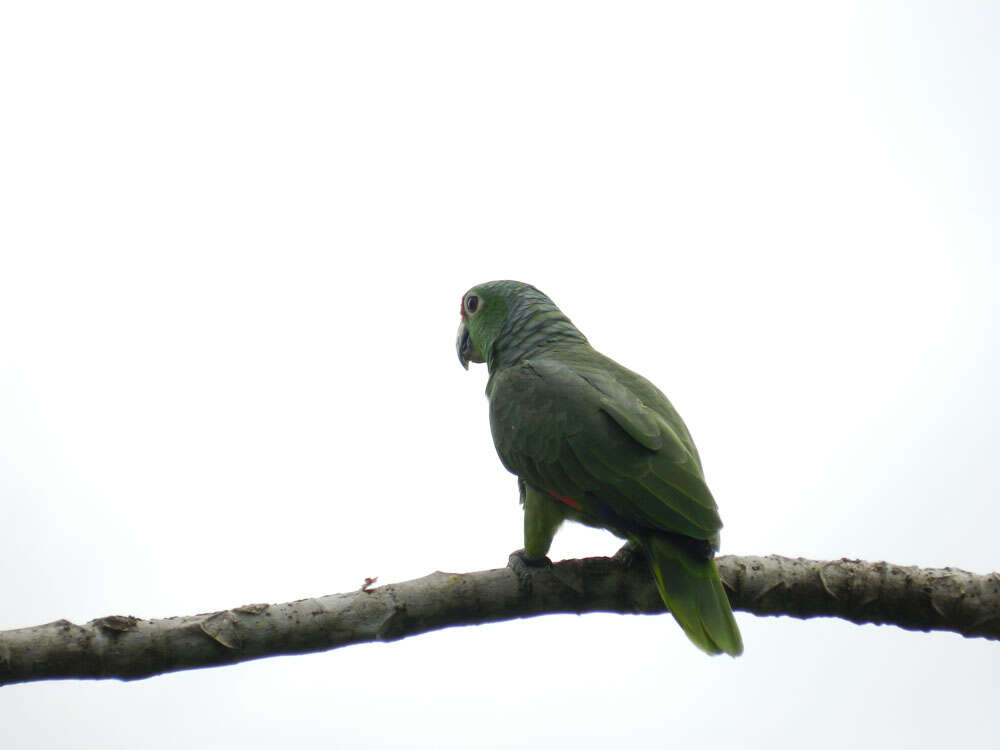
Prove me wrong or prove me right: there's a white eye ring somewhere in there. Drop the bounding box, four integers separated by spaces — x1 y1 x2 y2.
465 294 480 314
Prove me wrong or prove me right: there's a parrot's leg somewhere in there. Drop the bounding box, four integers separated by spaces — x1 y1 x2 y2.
508 481 568 580
521 482 567 561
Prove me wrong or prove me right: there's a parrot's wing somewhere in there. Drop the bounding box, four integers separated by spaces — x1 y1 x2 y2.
489 356 722 540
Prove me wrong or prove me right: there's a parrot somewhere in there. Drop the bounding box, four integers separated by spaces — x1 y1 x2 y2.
455 280 742 656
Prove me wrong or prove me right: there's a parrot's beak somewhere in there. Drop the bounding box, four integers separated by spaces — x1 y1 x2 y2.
456 320 484 370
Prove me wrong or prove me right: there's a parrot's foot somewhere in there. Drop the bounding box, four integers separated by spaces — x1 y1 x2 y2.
508 549 551 593
508 548 551 571
613 541 646 568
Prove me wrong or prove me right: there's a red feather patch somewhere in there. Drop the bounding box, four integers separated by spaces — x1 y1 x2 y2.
547 490 582 511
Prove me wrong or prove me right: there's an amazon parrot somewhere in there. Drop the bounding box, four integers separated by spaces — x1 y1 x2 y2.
456 280 742 656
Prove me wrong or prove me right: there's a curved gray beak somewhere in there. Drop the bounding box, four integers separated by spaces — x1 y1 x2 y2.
456 320 483 369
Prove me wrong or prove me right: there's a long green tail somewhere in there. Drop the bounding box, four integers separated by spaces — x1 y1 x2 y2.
640 534 743 656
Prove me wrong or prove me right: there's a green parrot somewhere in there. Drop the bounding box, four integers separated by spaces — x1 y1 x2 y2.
456 280 742 656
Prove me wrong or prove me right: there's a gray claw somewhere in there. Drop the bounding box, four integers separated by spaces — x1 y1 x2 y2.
613 541 645 568
508 549 551 594
508 549 551 570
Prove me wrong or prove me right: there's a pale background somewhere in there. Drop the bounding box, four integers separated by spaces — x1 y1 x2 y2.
1 2 998 748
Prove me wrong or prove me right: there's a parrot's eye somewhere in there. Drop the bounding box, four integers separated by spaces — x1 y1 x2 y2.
465 294 480 315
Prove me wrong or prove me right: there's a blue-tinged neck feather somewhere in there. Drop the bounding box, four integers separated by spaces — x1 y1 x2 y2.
487 285 588 373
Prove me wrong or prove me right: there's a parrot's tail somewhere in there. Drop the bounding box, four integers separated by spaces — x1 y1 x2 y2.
640 534 743 656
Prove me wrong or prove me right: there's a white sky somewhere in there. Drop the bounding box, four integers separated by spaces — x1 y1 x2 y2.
1 2 998 748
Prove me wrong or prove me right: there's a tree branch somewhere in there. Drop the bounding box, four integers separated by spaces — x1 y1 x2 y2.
2 554 998 686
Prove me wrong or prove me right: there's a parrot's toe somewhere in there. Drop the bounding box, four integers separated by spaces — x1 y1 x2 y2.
508 548 551 593
613 541 646 568
508 548 551 570
507 549 552 592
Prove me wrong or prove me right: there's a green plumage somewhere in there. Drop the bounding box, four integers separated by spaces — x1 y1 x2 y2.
457 280 742 656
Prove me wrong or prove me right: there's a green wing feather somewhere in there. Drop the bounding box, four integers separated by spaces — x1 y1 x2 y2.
490 353 721 541
489 345 742 656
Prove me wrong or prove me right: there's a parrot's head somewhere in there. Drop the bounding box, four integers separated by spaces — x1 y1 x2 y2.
456 280 586 371
455 282 505 370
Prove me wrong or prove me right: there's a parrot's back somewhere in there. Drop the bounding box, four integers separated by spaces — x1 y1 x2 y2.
488 342 742 655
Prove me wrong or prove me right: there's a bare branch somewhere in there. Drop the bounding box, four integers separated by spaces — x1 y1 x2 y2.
2 554 997 686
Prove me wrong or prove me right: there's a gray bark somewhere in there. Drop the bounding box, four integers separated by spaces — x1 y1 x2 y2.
1 554 998 686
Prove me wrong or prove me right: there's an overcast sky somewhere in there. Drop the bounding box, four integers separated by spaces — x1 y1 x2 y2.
1 2 998 748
